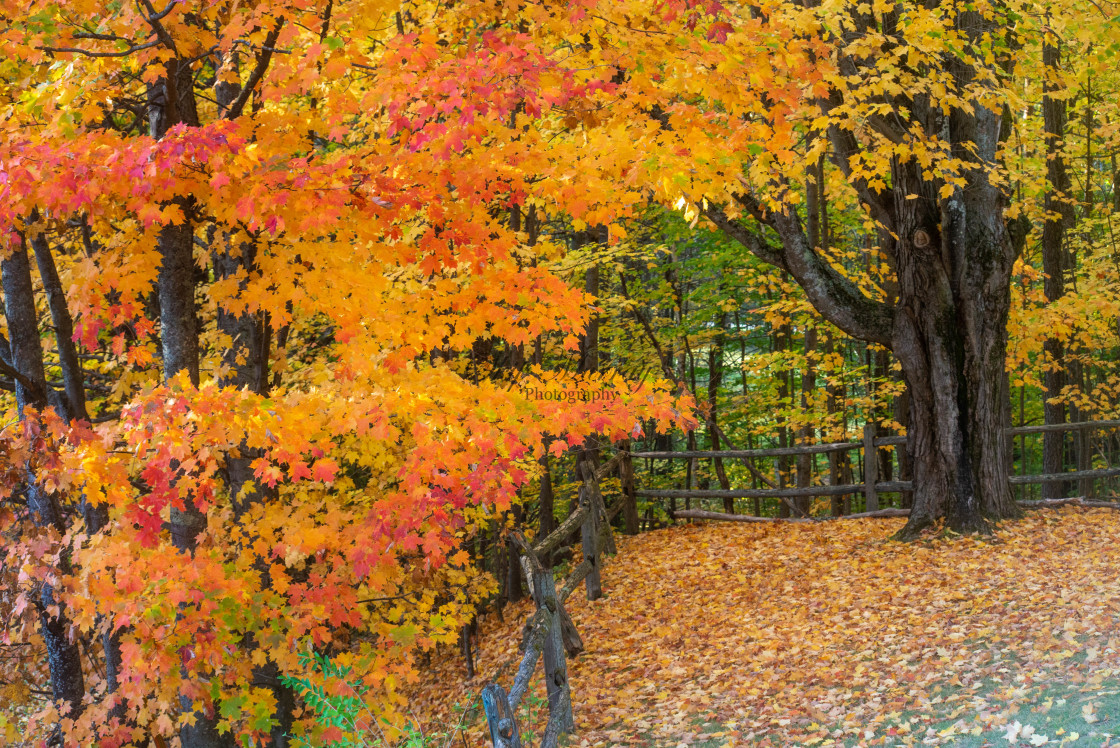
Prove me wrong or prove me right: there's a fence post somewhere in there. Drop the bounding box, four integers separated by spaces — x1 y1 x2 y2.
482 683 522 748
863 423 878 512
578 462 603 601
534 568 575 734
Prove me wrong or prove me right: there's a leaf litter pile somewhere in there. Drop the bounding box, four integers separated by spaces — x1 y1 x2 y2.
408 508 1120 746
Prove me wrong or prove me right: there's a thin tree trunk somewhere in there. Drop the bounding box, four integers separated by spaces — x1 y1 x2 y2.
707 309 732 510
618 442 640 535
28 228 132 726
894 373 913 509
797 158 825 514
506 505 524 604
2 240 86 742
796 327 818 516
1042 27 1071 499
775 315 794 517
538 454 556 557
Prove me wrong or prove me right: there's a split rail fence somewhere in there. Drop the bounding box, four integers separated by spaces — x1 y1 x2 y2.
633 420 1120 520
482 420 1120 747
483 458 622 748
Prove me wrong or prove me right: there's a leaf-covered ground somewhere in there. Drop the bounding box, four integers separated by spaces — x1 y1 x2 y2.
408 508 1120 747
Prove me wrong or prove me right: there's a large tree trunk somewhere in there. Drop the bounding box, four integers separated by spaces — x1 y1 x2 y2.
703 2 1020 538
889 134 1019 537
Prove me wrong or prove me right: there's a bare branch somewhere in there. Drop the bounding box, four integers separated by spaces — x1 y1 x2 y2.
40 39 160 58
223 18 286 120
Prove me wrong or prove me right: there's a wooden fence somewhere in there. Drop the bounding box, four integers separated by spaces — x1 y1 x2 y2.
632 420 1120 517
482 457 622 748
481 420 1120 746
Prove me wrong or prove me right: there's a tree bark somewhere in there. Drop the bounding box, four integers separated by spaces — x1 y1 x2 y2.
774 316 795 517
796 327 818 516
28 227 132 726
1041 27 1071 499
706 309 733 511
705 4 1020 537
618 443 640 535
212 230 295 745
538 454 556 548
2 240 86 740
149 51 234 748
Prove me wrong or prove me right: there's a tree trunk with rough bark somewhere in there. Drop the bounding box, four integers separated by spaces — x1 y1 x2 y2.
1041 28 1072 500
703 5 1020 538
28 227 132 728
149 54 236 748
2 240 87 742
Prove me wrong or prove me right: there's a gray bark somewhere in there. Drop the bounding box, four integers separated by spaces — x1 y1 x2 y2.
2 241 86 739
27 227 130 724
533 569 574 734
1041 30 1071 499
577 462 602 601
707 2 1020 537
28 229 86 422
149 46 233 748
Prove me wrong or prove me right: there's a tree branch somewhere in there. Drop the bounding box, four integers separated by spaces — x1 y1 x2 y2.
726 190 895 346
223 19 285 120
137 0 179 53
40 39 160 58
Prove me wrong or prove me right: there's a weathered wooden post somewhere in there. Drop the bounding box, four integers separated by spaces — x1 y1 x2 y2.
534 567 574 733
509 533 574 735
619 445 639 535
482 683 522 748
485 456 631 748
863 422 879 512
578 462 603 600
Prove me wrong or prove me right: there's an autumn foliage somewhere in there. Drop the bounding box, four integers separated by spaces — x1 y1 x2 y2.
0 0 696 744
3 0 1120 745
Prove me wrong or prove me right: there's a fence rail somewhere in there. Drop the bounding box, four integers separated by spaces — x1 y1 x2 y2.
632 420 1120 514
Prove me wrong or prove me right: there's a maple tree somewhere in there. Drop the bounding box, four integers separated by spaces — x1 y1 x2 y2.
0 1 690 745
3 0 1120 745
508 0 1041 535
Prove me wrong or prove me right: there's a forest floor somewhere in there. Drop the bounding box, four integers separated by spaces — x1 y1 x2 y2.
407 507 1120 747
